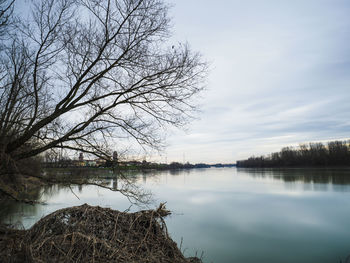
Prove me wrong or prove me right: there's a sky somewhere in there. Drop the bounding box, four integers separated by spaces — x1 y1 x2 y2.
158 0 350 164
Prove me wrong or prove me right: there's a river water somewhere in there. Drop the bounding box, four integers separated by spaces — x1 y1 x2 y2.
1 167 350 263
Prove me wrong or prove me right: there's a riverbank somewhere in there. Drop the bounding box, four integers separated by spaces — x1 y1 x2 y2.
44 161 236 171
0 203 202 263
237 140 350 168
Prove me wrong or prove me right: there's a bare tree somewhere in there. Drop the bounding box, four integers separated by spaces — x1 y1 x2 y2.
0 0 14 38
0 0 206 200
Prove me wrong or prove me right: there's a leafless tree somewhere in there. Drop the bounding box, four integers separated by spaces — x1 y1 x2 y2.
0 0 14 38
0 0 207 201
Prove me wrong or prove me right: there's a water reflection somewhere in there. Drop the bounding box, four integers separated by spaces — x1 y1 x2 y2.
238 168 350 186
0 183 66 226
1 168 350 263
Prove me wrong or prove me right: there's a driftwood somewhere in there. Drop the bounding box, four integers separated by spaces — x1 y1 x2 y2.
0 204 202 263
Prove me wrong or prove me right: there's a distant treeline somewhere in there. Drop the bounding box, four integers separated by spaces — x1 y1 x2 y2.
44 159 236 170
236 140 350 168
161 162 236 169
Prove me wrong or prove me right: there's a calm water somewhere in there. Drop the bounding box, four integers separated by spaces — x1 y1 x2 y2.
2 167 350 263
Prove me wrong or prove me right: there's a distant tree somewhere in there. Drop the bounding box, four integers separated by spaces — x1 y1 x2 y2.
0 0 207 200
169 162 183 169
237 140 350 168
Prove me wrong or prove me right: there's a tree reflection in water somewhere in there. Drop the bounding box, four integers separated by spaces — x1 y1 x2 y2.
238 168 350 186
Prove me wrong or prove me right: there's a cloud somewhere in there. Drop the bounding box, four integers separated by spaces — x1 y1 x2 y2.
156 0 350 163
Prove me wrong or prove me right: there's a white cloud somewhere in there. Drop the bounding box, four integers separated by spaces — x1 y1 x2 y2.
155 0 350 163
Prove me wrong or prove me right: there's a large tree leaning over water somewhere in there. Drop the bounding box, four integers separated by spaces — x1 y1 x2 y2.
0 0 207 199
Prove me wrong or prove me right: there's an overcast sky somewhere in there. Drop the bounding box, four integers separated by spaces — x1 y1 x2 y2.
158 0 350 164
